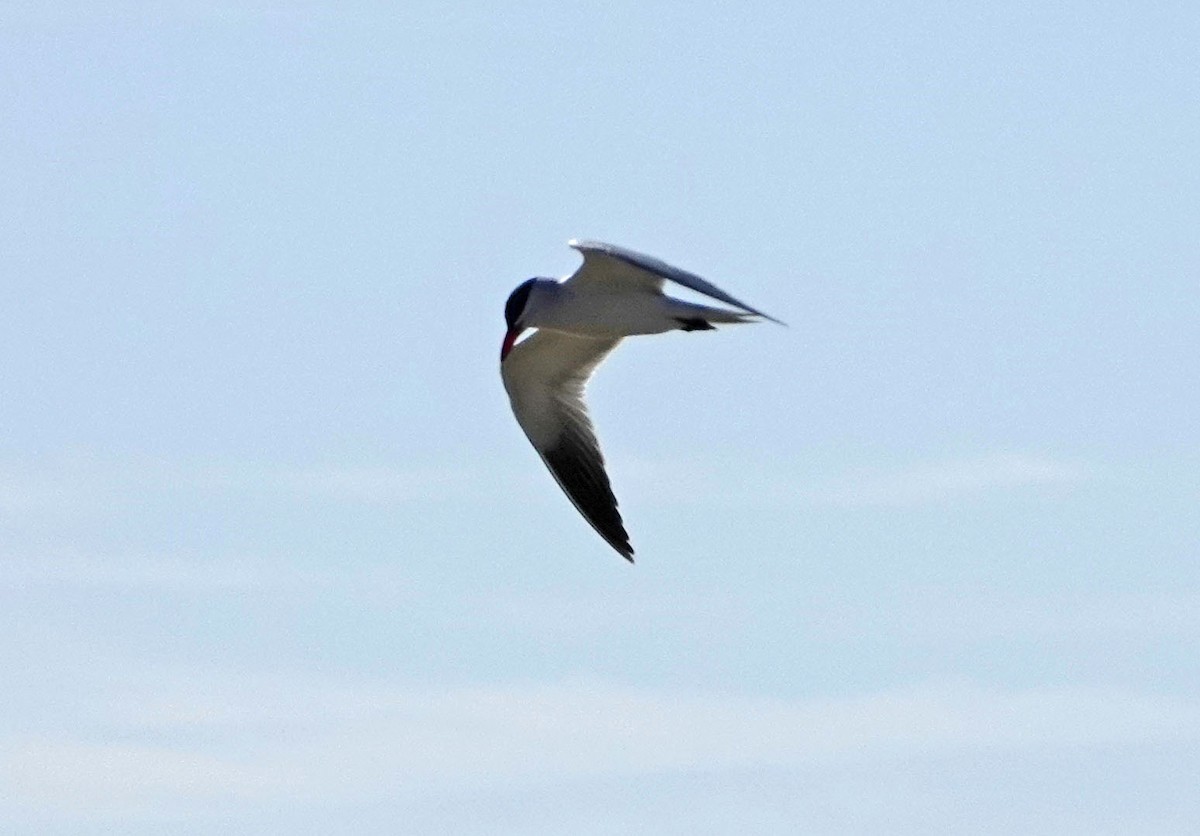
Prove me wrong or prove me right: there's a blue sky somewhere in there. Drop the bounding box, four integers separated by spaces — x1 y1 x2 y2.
2 2 1198 833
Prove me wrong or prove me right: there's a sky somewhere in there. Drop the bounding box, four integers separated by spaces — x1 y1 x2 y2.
1 1 1198 832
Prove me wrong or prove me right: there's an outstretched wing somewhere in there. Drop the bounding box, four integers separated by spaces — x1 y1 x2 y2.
500 329 633 561
567 239 785 325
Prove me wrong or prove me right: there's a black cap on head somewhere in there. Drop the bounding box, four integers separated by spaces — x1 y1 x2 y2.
504 279 536 330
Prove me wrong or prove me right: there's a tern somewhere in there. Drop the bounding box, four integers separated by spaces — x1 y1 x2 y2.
500 239 782 562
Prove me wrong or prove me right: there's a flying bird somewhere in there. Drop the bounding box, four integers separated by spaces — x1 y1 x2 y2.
500 240 783 562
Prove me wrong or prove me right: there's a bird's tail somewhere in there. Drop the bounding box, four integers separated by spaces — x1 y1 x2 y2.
669 300 763 330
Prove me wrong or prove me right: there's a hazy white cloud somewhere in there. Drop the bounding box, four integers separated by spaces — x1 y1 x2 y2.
0 457 486 522
0 553 308 592
248 464 473 504
179 460 491 505
0 551 435 598
4 672 1196 816
0 471 89 515
860 588 1200 642
0 1 325 27
2 740 272 810
621 452 1088 509
809 453 1088 507
5 548 1195 650
0 451 1087 527
480 585 1200 655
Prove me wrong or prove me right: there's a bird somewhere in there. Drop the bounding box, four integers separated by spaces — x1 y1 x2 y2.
499 239 783 562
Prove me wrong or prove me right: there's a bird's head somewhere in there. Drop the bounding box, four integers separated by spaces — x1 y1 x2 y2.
501 278 548 360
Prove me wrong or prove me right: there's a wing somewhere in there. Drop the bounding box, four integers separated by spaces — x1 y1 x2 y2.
500 330 633 561
567 239 785 325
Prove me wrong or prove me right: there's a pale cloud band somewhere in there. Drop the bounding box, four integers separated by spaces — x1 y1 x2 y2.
3 674 1196 816
619 451 1088 508
0 451 1087 520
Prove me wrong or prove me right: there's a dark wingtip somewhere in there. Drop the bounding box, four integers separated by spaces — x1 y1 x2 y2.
543 439 635 566
612 538 635 563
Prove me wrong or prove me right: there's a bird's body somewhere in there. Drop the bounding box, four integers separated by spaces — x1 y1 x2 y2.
513 279 753 338
500 240 781 562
